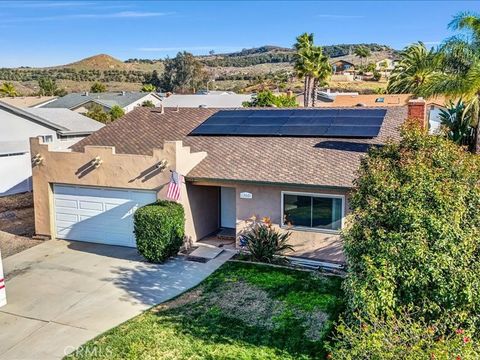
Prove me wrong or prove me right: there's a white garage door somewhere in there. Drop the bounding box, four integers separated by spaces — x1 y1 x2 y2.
53 185 157 247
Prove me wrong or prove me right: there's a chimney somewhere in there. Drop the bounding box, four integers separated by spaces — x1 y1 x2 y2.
407 97 427 129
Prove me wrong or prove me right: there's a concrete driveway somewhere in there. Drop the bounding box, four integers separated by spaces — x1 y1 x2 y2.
0 240 233 360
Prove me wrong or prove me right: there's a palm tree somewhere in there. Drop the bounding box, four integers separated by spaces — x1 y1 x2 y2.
438 100 474 146
420 12 480 153
293 33 331 107
387 42 439 94
0 82 19 97
354 46 371 68
310 47 332 107
293 33 314 107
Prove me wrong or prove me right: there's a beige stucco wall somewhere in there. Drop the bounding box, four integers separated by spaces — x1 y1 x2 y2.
30 137 207 241
191 181 348 263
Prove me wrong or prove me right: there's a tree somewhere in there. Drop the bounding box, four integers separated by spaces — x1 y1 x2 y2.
242 90 297 107
342 121 480 330
109 105 125 120
90 82 107 93
0 82 19 97
354 46 371 67
293 33 331 107
141 100 155 107
438 100 474 146
38 77 58 96
293 33 314 107
144 70 161 89
387 42 438 94
160 52 207 93
86 104 110 123
141 83 156 92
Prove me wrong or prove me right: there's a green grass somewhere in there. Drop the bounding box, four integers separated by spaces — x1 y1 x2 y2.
65 262 344 360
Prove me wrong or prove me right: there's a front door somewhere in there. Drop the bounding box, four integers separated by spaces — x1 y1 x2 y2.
220 187 236 228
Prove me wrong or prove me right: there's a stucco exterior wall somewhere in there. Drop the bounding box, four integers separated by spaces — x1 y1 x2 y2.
191 181 348 263
30 138 206 241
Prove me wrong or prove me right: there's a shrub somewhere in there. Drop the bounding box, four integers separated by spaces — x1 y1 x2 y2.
328 313 480 359
134 200 185 263
141 100 155 107
141 83 156 92
90 82 107 93
109 105 125 120
242 90 297 107
239 216 293 263
342 120 480 329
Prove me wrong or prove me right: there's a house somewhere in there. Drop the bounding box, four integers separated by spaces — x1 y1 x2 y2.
330 60 355 74
314 93 449 133
40 92 162 114
375 58 396 73
0 101 103 196
29 102 424 264
159 92 253 108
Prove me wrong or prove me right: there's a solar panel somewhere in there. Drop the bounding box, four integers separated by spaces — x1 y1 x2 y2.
189 109 387 138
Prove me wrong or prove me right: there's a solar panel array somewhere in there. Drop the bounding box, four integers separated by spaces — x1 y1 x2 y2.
189 109 387 138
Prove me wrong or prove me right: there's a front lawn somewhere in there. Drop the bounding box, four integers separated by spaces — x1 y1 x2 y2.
66 261 343 360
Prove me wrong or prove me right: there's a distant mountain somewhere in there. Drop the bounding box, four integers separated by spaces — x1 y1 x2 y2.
62 54 129 70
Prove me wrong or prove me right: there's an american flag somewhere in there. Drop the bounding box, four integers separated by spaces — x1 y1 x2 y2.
166 171 183 201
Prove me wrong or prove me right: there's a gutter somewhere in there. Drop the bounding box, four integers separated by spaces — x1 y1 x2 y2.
186 176 352 191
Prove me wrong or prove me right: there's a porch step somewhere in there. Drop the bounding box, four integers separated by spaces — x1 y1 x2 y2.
187 245 224 262
217 228 235 241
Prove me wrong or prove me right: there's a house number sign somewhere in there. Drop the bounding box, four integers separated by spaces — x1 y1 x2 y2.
240 192 253 199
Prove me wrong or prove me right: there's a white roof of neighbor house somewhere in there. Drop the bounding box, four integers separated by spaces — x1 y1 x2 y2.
0 140 30 155
0 96 57 108
160 94 253 108
22 108 104 135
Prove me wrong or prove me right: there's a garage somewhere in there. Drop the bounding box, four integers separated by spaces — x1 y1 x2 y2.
53 185 157 247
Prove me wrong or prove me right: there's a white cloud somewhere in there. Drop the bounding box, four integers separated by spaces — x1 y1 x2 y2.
0 11 170 23
423 41 441 45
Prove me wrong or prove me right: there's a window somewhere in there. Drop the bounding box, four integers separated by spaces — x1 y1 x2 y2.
375 97 385 103
40 135 53 143
282 192 343 232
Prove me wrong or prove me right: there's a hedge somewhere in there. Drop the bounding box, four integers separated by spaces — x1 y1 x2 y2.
133 200 185 263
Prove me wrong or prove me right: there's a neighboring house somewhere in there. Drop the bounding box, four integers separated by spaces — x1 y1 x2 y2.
159 92 253 108
314 93 448 134
41 92 162 114
30 103 424 264
375 58 396 73
0 101 103 196
330 60 355 74
0 96 57 108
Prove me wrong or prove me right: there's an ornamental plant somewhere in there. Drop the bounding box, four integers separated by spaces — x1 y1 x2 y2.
239 216 293 263
342 120 480 330
134 200 185 263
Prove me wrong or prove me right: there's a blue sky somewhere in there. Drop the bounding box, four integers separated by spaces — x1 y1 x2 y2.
0 0 479 67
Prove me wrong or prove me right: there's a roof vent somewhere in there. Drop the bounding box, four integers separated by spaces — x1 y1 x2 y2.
121 91 126 96
84 91 89 96
355 103 366 107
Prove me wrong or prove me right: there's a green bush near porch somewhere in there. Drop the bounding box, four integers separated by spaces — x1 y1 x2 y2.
134 200 185 263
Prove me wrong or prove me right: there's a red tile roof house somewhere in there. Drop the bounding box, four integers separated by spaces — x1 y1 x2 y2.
30 101 423 265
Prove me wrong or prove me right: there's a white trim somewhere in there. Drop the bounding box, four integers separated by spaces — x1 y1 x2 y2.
280 191 345 234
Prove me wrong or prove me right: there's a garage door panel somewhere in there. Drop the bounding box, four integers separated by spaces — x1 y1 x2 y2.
53 185 156 247
54 199 78 209
78 200 104 211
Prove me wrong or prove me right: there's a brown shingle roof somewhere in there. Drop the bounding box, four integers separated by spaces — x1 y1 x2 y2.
71 107 407 188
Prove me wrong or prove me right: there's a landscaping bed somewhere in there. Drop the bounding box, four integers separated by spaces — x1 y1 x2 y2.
0 192 42 257
65 261 344 360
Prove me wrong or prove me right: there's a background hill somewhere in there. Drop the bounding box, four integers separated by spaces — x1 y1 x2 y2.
1 43 397 95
